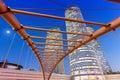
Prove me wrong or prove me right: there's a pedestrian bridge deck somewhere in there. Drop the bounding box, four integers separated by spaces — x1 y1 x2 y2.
0 68 71 80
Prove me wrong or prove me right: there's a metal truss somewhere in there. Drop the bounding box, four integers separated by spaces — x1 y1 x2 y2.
0 0 120 80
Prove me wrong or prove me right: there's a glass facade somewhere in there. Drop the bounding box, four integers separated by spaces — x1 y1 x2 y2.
86 27 112 73
65 6 110 80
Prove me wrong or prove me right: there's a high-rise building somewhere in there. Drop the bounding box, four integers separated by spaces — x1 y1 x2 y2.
86 26 112 73
65 6 111 80
45 27 64 74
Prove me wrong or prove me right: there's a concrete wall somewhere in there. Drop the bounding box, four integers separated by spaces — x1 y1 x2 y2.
0 68 71 80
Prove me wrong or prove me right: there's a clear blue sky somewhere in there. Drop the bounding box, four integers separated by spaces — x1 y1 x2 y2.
0 0 120 74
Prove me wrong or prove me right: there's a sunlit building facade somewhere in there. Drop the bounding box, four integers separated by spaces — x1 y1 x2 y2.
86 26 112 73
45 27 64 74
65 6 108 80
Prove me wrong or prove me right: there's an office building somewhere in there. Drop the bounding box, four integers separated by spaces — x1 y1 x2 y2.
86 26 112 73
65 6 109 80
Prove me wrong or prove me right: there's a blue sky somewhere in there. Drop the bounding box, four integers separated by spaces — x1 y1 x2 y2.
0 0 120 74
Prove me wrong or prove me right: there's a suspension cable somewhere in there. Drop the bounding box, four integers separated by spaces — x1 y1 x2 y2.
82 12 105 23
18 14 64 29
82 8 120 11
2 32 17 68
32 56 38 71
48 0 66 8
24 47 30 69
28 52 33 70
113 30 120 42
17 41 25 68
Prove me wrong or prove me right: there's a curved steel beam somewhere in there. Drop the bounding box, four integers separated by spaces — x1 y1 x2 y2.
48 17 120 80
0 1 46 80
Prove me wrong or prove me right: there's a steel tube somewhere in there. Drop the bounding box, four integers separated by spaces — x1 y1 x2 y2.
24 26 91 36
11 9 108 26
30 36 82 42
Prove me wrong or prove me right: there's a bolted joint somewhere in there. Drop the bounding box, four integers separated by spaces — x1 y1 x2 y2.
28 42 34 46
23 36 30 40
14 25 24 31
32 47 36 51
0 7 10 14
109 24 116 31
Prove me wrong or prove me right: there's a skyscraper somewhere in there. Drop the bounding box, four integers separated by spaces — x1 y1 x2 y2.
65 6 110 80
86 26 112 73
45 27 64 74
